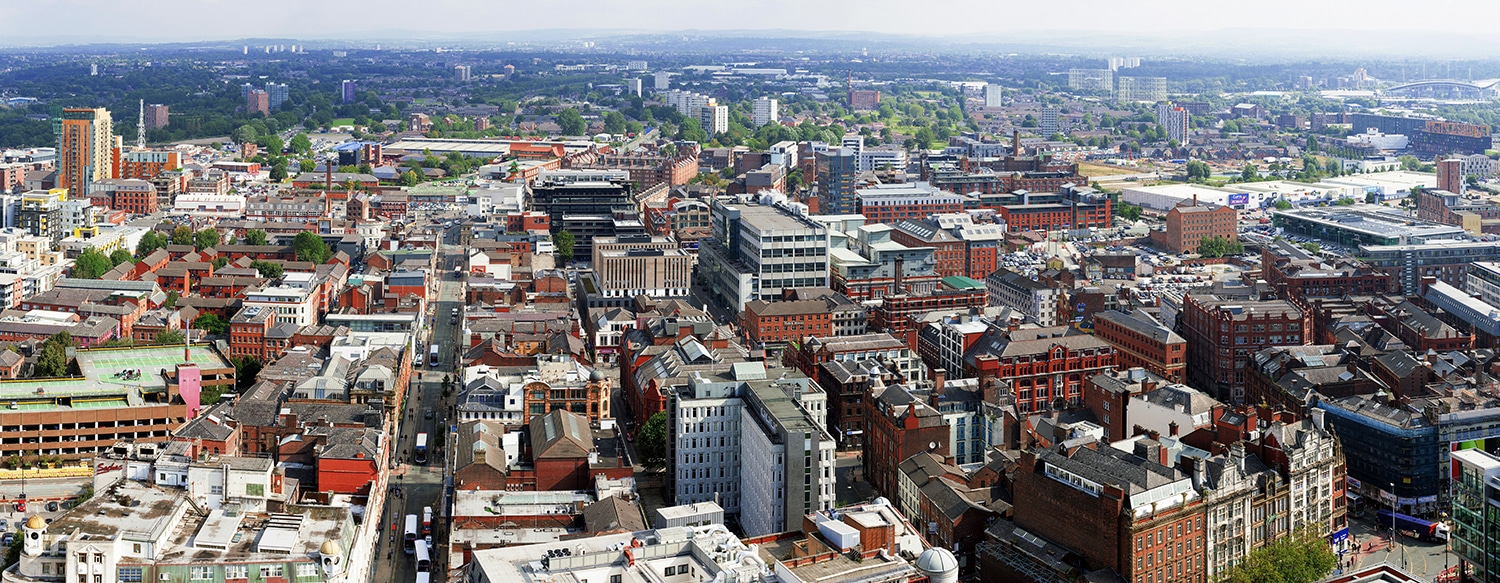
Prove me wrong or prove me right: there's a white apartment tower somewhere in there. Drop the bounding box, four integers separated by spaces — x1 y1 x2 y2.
1040 106 1060 136
753 97 779 127
984 83 1003 107
699 104 729 136
1157 102 1190 145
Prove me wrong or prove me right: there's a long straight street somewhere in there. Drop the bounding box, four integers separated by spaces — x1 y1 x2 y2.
377 220 465 583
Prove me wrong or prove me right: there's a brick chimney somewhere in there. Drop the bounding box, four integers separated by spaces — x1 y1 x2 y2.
933 368 946 397
1168 421 1179 437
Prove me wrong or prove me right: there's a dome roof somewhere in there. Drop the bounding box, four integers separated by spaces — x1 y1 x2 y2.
25 515 44 530
320 540 341 555
589 368 607 382
914 548 958 574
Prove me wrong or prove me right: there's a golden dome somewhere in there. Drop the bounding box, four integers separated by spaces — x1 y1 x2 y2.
319 540 341 555
25 515 45 530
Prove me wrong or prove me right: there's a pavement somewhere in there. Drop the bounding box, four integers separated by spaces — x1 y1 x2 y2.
834 452 875 506
1343 510 1459 582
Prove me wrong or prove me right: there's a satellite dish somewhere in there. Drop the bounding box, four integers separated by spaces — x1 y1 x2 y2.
928 442 938 451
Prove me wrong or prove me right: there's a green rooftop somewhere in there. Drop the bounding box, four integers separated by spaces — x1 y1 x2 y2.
942 276 985 290
0 344 230 402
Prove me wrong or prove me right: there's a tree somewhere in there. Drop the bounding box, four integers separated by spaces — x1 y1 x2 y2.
299 159 316 172
1198 236 1244 258
244 229 269 246
1273 199 1294 210
1117 202 1143 222
154 329 185 345
556 108 586 135
1185 160 1212 181
1468 173 1482 188
603 111 627 135
1221 527 1337 583
71 248 113 279
251 260 284 280
289 133 312 155
401 170 421 187
293 231 331 264
193 313 228 336
32 334 70 378
194 228 220 251
232 125 257 145
136 230 166 256
1333 197 1357 206
637 411 668 471
554 230 576 263
1240 163 1261 182
170 225 194 246
234 355 263 392
269 161 288 181
108 249 133 266
163 291 178 308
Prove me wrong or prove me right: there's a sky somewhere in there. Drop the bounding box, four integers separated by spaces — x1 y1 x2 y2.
0 0 1493 46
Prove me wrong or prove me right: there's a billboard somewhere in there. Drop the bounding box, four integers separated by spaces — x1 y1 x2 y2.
1227 193 1250 206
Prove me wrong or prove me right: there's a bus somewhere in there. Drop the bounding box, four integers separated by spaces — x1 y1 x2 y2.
422 506 433 536
414 540 431 572
403 514 418 554
414 433 428 465
428 344 440 367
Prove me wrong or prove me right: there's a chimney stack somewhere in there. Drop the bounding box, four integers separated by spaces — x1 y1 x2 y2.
1169 421 1179 437
1013 129 1023 157
933 368 946 397
1193 193 1198 206
893 255 904 292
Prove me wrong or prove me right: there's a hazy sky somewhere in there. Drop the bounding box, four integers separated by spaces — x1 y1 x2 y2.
1 0 1491 45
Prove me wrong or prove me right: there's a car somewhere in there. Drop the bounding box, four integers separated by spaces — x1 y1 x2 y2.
46 501 57 512
424 410 433 420
2 534 12 547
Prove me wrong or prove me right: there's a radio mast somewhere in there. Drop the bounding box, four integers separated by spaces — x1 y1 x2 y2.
136 99 146 149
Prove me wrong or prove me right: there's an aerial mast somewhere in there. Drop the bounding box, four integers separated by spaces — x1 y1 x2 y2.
136 99 146 149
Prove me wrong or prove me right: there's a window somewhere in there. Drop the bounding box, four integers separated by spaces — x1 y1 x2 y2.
295 564 318 578
225 566 248 580
260 566 284 578
132 544 142 554
665 567 676 577
191 567 215 581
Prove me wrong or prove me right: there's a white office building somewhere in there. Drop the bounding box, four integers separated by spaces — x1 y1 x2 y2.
753 96 779 127
669 362 834 537
653 71 671 90
242 286 318 326
858 147 908 173
698 198 831 313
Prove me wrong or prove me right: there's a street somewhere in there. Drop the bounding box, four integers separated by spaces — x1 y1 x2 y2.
376 217 465 583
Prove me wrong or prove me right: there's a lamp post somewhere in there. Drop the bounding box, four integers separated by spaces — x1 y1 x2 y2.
1390 482 1404 569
